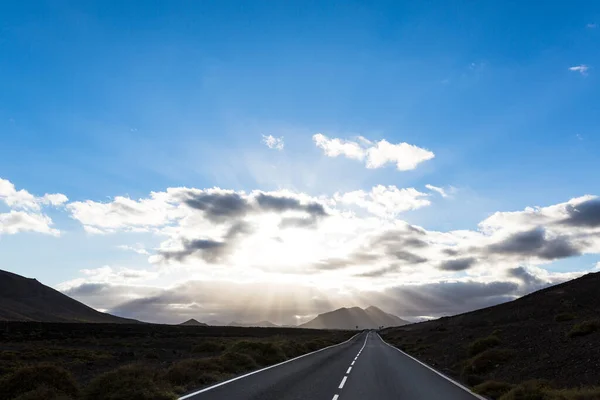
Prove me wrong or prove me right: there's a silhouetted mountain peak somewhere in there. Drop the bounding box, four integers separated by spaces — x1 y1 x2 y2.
0 269 138 323
299 305 408 330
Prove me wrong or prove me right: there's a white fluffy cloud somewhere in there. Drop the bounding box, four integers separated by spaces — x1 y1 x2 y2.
262 134 285 150
0 211 60 236
0 178 66 236
334 185 430 218
313 133 434 171
0 178 68 210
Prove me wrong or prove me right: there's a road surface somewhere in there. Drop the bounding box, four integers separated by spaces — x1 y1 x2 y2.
180 331 483 400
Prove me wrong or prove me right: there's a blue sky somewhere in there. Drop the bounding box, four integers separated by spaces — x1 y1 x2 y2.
1 1 599 323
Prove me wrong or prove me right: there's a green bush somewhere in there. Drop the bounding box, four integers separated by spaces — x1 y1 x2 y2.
226 340 286 366
0 363 79 399
468 335 501 357
165 358 224 388
83 364 176 400
567 320 600 338
474 381 515 399
499 380 554 400
463 349 514 375
555 313 576 322
13 385 74 400
192 340 226 353
219 352 259 373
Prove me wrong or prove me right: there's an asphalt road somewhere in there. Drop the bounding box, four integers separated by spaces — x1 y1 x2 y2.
180 331 484 400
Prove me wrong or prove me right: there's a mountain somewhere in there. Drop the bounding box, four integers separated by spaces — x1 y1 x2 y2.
0 269 138 323
381 272 600 391
179 318 208 326
228 320 280 328
299 306 408 330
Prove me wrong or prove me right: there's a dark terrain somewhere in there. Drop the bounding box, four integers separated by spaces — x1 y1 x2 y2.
381 271 600 399
0 322 353 400
0 270 136 323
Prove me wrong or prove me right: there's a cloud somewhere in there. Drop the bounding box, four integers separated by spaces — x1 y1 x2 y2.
561 198 600 227
0 211 60 236
117 244 150 255
313 133 365 160
587 23 597 29
486 228 581 261
569 65 589 76
261 135 284 150
438 257 477 271
365 140 435 170
334 185 430 218
0 178 65 236
0 178 68 210
425 184 448 198
313 133 434 171
179 190 252 223
61 183 600 324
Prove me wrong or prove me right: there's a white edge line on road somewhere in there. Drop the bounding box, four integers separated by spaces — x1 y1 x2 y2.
178 332 362 399
376 333 487 400
338 376 348 389
332 395 339 400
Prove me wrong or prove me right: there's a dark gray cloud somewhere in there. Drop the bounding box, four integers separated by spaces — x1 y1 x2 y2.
255 193 327 217
488 228 580 260
159 221 253 263
312 252 380 271
561 198 600 227
373 280 520 317
439 257 477 271
160 239 227 263
63 283 110 296
442 248 459 256
181 192 251 222
355 265 399 277
507 267 548 293
391 250 428 264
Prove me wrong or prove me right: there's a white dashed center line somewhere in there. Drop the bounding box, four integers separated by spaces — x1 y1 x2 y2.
332 331 370 399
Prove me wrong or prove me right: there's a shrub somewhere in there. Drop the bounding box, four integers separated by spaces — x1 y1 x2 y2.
468 335 501 357
83 364 176 400
226 341 286 366
278 340 307 359
0 363 79 399
165 358 224 387
13 385 74 400
567 320 600 338
555 313 576 322
219 352 259 373
474 381 515 399
499 380 554 400
192 340 226 353
463 349 514 375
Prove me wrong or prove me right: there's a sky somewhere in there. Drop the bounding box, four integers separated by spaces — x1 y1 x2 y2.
1 1 600 325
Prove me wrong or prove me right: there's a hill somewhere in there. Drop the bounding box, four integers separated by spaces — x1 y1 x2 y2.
380 272 600 397
0 269 138 323
228 320 280 328
300 306 408 329
179 318 208 326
